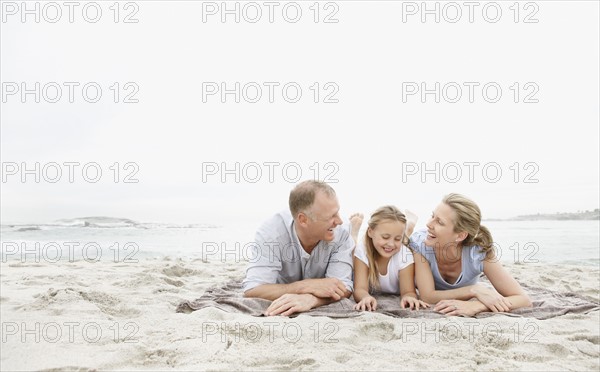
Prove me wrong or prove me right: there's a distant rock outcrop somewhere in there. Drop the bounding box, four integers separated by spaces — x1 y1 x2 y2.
512 209 600 221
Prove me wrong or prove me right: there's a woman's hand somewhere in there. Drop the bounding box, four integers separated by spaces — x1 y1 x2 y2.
354 295 377 311
400 295 430 310
471 285 512 312
434 300 482 317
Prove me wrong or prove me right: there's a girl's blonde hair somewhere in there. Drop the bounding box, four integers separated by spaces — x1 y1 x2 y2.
442 193 494 258
363 205 409 291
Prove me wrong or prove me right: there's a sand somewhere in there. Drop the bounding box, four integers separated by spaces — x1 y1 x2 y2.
1 257 598 371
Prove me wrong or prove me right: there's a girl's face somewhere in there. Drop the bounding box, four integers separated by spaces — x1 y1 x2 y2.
425 203 460 247
367 220 406 258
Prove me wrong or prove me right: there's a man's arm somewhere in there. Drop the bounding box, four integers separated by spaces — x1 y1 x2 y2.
323 227 356 294
242 229 284 296
244 277 350 301
263 293 316 317
264 290 351 316
244 283 300 301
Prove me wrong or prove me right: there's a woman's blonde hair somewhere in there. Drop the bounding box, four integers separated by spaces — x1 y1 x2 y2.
363 205 409 291
442 193 494 258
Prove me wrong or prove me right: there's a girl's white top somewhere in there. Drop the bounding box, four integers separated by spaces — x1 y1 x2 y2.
354 241 414 294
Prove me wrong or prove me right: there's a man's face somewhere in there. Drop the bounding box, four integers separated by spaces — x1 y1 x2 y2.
305 191 343 242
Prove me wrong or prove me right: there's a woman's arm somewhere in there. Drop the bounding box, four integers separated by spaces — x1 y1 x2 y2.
483 258 532 310
435 257 533 316
413 252 481 303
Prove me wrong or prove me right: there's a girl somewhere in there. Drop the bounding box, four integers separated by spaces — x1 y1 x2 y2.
352 206 429 311
411 193 532 316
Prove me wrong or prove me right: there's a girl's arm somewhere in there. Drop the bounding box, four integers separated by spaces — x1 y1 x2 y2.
352 256 372 303
399 264 418 299
398 263 429 309
352 256 378 311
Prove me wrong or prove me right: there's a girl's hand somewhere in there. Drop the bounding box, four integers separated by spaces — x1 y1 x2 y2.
434 300 480 317
354 295 377 311
471 286 512 312
400 295 430 310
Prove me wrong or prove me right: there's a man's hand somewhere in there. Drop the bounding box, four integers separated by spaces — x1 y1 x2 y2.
299 278 348 300
265 293 318 316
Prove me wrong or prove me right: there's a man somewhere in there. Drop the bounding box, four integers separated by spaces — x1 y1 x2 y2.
242 180 356 316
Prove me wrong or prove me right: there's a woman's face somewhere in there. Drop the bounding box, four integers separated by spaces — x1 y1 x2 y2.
425 203 460 248
367 220 406 259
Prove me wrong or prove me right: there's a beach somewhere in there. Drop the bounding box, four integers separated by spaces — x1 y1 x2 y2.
2 0 599 369
1 256 598 371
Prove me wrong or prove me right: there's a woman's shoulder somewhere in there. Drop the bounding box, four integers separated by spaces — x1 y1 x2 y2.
463 244 487 273
391 245 414 267
408 229 429 254
465 243 487 259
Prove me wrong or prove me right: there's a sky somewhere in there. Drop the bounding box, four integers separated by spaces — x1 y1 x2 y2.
1 0 599 226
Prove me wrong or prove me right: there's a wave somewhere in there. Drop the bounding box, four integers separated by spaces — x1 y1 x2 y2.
1 217 220 232
16 227 42 232
54 217 138 228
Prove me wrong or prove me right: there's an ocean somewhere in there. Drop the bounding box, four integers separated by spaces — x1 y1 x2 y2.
1 217 598 266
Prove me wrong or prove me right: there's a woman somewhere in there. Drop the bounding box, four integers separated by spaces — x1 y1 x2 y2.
411 193 532 316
